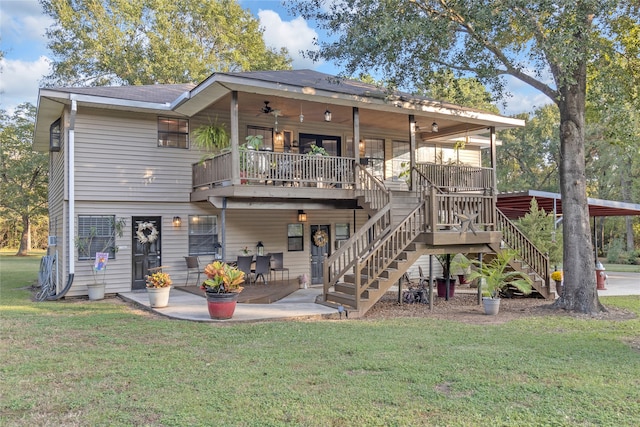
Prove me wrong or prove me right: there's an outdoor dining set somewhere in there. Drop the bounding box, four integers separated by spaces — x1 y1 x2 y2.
184 252 289 286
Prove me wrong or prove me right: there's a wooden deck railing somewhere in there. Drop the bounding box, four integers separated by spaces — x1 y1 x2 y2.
192 151 356 189
415 163 493 192
356 164 390 211
497 209 550 287
425 186 497 231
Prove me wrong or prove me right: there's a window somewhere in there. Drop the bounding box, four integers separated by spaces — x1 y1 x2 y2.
287 224 304 251
247 126 273 150
391 140 410 179
335 223 350 249
189 215 218 255
50 118 61 152
360 138 385 179
158 117 189 148
77 215 117 260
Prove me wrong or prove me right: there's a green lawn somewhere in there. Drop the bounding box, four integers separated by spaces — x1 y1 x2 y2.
1 253 639 426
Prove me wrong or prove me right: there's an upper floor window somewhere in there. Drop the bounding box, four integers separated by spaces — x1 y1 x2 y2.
247 126 273 150
50 118 61 152
77 215 117 260
158 117 189 148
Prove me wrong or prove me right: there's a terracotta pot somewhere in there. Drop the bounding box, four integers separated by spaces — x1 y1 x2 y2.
206 292 240 319
436 277 456 298
147 286 171 308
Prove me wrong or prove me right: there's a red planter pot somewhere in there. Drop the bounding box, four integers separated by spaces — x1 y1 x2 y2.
206 292 240 320
436 277 456 298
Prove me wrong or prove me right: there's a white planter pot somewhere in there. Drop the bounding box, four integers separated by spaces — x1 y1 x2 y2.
147 287 171 308
482 297 501 315
87 283 106 301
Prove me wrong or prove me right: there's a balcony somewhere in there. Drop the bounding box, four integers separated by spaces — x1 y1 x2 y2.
191 151 358 204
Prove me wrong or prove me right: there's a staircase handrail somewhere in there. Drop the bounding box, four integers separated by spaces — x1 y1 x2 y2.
354 197 426 307
356 164 390 211
496 209 550 288
323 205 392 296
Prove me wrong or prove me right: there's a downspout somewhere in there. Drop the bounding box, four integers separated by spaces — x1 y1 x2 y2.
49 97 76 299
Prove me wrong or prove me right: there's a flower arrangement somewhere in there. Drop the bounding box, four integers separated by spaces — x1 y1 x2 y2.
201 261 245 294
241 246 252 255
146 271 172 288
551 270 563 282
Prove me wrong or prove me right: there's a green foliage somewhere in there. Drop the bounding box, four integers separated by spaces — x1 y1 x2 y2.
0 103 48 255
515 198 563 265
191 119 229 154
307 144 328 156
417 70 499 113
467 250 533 299
496 105 561 193
41 0 292 87
244 134 263 150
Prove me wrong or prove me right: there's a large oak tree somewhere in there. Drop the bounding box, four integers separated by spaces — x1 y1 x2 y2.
40 0 292 86
291 0 640 313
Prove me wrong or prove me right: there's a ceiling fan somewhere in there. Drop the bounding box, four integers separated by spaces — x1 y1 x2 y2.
258 101 281 116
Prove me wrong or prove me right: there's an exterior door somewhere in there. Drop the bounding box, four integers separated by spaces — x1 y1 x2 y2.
310 224 331 285
132 216 161 290
299 133 341 156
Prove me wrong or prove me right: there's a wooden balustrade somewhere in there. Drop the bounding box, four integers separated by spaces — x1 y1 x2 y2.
356 164 390 211
426 186 496 231
497 209 550 287
193 151 356 189
415 163 493 192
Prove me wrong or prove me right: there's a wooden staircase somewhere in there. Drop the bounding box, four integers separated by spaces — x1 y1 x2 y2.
320 164 554 318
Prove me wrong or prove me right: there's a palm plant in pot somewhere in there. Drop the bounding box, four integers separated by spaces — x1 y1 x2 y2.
200 261 245 319
145 270 173 308
466 250 533 315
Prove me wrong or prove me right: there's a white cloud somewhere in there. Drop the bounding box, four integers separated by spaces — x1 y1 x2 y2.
258 10 322 69
0 56 51 111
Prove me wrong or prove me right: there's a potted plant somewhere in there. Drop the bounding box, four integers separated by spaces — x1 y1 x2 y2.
75 217 126 300
451 253 472 286
307 144 328 156
145 270 172 308
200 261 245 319
551 270 563 297
435 254 456 298
466 250 533 315
192 118 230 157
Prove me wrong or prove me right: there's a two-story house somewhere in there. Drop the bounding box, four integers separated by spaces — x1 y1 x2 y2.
34 69 552 316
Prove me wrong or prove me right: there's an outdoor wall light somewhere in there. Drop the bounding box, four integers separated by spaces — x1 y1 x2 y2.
172 216 182 227
298 210 307 222
324 109 332 122
431 122 439 133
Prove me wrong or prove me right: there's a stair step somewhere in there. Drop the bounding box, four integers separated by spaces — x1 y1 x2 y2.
325 292 366 308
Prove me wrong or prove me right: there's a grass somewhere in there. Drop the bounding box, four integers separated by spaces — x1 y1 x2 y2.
1 253 639 426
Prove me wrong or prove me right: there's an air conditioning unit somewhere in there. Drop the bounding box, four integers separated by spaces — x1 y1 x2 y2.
48 236 57 246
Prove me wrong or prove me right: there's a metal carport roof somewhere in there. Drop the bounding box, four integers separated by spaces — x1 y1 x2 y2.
497 190 640 219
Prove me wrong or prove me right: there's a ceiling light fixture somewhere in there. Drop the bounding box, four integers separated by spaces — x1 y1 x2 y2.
324 108 332 122
431 122 439 133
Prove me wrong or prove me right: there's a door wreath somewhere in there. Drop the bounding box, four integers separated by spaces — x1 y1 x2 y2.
136 222 159 244
313 230 328 247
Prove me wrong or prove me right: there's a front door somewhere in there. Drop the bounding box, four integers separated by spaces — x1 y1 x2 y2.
310 224 331 285
132 216 161 290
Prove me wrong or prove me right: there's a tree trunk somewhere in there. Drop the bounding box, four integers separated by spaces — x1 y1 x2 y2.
16 215 30 256
553 83 605 313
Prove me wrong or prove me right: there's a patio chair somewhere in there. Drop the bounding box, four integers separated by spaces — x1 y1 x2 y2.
184 256 201 286
269 252 289 282
418 266 428 287
236 255 254 284
253 255 271 285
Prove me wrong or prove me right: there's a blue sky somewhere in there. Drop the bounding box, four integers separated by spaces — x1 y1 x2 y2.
0 0 548 115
